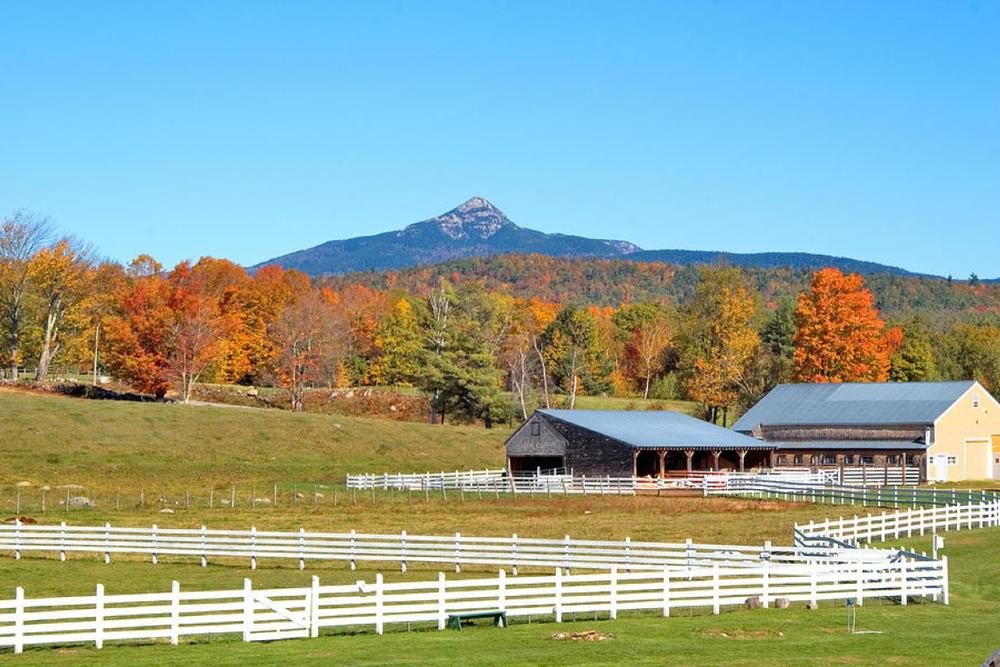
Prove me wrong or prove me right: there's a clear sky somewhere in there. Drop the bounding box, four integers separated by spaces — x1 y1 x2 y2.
1 1 997 277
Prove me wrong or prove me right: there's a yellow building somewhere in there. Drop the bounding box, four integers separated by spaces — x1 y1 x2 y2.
734 381 1000 482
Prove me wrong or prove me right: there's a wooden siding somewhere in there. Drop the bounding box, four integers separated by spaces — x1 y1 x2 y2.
759 424 925 441
506 415 568 457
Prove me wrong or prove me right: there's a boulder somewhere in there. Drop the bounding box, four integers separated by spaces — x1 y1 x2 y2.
67 496 93 508
775 597 790 609
159 508 175 514
246 387 259 398
745 595 760 610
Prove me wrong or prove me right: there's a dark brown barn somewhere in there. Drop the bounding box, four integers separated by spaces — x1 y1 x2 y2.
506 409 775 478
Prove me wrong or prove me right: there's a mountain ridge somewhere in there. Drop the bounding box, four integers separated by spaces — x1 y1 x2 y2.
251 197 952 279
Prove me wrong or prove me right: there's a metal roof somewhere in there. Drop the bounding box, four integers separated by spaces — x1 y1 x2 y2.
773 440 929 451
538 409 771 449
732 381 976 432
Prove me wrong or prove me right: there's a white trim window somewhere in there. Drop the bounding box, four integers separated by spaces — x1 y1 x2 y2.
947 456 958 465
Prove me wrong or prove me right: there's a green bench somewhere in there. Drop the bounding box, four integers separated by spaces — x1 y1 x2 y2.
446 609 507 630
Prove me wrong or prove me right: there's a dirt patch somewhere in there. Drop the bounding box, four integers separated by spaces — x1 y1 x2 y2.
700 628 784 640
552 630 614 642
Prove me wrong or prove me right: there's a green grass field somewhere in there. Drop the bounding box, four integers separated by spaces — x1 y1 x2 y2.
2 388 999 665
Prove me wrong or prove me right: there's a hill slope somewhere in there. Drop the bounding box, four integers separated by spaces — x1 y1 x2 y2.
252 196 927 278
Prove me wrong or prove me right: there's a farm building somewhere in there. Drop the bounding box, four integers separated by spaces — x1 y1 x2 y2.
506 409 774 478
733 380 1000 482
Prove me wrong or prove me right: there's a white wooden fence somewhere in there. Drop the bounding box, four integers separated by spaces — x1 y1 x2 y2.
707 476 998 508
0 558 947 654
795 500 1000 547
0 522 901 574
344 469 832 495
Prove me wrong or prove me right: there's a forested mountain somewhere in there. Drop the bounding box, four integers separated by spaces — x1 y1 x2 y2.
320 253 1000 327
251 197 639 275
253 196 931 278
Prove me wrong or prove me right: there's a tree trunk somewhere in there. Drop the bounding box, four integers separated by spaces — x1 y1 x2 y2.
643 373 651 400
569 373 578 410
92 322 100 386
532 335 550 409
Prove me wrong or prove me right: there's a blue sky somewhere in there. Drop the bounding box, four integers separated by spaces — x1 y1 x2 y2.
1 1 997 277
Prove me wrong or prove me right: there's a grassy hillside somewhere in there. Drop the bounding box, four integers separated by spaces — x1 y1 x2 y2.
0 388 508 490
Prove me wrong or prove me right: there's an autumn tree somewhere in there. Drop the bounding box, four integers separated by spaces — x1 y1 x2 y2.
103 256 174 397
889 317 936 381
676 267 760 424
370 297 424 385
937 323 1000 391
541 305 611 408
793 268 893 383
29 238 93 379
0 210 52 380
269 288 345 412
613 302 673 398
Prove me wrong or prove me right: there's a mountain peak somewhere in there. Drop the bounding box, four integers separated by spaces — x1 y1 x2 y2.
404 196 517 241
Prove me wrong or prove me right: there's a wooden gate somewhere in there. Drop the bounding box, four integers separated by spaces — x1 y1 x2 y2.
245 581 316 642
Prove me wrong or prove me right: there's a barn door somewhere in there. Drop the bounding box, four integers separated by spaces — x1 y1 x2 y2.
932 454 949 483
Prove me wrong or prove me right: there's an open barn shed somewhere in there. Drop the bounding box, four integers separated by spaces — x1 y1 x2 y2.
506 409 775 478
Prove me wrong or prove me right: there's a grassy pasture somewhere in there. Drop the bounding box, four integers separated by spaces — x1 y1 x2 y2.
2 388 1000 664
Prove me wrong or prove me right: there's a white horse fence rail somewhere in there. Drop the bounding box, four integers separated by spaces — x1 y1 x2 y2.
0 523 905 574
795 500 1000 547
344 469 833 495
0 558 947 654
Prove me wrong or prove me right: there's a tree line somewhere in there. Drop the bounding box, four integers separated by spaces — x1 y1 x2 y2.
2 209 998 425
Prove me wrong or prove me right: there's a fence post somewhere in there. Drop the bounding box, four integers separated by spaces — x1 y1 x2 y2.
762 561 770 608
662 565 671 617
609 566 618 620
170 580 180 645
899 559 908 606
250 526 257 570
350 529 357 570
14 518 20 560
242 578 253 642
60 521 66 561
512 533 518 576
625 536 632 573
299 527 306 571
95 582 104 649
810 563 818 607
401 530 408 573
942 555 950 605
103 522 111 564
151 523 158 565
685 538 694 571
310 575 320 638
14 586 24 654
201 525 208 567
454 532 462 573
374 573 384 635
437 572 447 630
712 565 720 614
554 567 563 622
492 569 505 626
564 534 571 573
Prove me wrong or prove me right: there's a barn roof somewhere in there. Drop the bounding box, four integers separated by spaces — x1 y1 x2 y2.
538 409 770 449
732 381 976 433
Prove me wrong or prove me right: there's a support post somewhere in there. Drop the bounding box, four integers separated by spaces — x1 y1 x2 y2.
684 449 694 473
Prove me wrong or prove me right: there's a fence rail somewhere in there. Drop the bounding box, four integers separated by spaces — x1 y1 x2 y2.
0 557 947 654
344 469 834 495
795 500 1000 547
708 477 998 508
0 523 903 574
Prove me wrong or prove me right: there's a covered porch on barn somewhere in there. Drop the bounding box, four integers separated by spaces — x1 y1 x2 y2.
632 445 776 477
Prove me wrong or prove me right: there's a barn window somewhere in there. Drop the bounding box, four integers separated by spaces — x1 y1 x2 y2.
844 455 855 465
776 455 787 465
886 455 899 465
822 455 836 465
973 395 980 408
809 455 818 466
861 456 874 465
905 454 915 466
948 456 957 465
530 421 541 436
793 455 802 465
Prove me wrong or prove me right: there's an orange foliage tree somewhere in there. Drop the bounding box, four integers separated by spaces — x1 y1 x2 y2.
793 268 895 383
